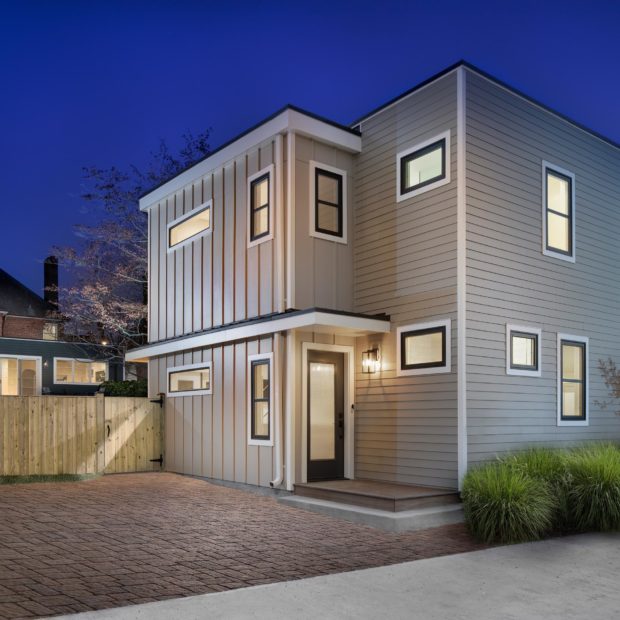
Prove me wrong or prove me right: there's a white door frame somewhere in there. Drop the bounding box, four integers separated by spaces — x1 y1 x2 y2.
301 342 355 483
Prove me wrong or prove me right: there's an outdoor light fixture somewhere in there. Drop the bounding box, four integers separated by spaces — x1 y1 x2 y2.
362 347 381 374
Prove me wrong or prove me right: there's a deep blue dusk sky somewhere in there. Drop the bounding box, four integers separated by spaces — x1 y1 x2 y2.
1 0 619 294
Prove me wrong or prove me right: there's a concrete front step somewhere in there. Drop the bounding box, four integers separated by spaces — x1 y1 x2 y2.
293 479 459 512
278 495 464 532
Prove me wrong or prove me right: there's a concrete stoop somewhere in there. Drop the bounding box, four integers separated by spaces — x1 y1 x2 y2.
278 495 464 532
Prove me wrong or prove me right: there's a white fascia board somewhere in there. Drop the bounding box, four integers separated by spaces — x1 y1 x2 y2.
125 311 390 362
139 109 361 211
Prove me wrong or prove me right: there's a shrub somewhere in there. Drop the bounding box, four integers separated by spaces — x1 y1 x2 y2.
500 447 571 530
565 443 620 532
462 463 555 544
99 379 148 397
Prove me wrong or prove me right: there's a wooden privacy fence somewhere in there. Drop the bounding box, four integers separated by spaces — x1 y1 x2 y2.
0 394 163 476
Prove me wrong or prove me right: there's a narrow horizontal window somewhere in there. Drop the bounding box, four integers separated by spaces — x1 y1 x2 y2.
397 319 451 376
167 362 212 397
54 358 108 385
168 203 211 249
505 325 542 378
250 173 270 242
543 163 575 261
315 168 343 237
560 340 586 421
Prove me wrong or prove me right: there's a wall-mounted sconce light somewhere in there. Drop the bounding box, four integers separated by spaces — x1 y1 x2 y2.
362 347 381 374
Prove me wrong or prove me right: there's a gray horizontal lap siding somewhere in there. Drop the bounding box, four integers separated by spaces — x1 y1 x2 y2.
353 72 458 489
465 70 620 464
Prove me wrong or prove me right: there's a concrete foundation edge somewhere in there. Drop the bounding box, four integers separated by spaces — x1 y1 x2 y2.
278 496 464 532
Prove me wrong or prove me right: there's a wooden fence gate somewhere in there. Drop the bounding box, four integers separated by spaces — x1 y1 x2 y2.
0 394 163 476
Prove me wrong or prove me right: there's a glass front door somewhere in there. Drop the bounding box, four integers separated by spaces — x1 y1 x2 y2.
307 350 345 481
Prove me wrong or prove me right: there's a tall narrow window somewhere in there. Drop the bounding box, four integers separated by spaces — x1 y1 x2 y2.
309 161 348 244
248 353 273 445
315 168 343 237
168 202 212 250
397 131 450 201
543 163 575 261
559 338 587 423
250 173 270 242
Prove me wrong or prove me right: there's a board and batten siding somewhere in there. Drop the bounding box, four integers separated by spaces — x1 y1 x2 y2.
353 72 459 489
294 135 354 311
147 140 279 344
148 336 276 487
465 70 620 464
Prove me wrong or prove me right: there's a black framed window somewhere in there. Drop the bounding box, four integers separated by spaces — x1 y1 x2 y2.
400 326 446 371
250 173 270 241
510 331 538 371
250 359 270 440
545 168 573 256
560 340 586 421
315 168 343 237
400 138 446 196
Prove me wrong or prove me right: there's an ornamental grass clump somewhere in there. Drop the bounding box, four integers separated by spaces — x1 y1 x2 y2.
461 463 555 544
565 443 620 532
501 447 571 530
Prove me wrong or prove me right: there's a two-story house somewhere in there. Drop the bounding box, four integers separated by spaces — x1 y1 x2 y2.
0 257 121 395
126 61 620 494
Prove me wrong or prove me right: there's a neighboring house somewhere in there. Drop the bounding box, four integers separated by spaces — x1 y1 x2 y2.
0 257 121 395
126 61 620 492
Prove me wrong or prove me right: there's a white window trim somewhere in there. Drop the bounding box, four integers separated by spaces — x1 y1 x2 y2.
53 357 109 386
542 161 576 263
166 200 213 253
308 160 348 244
166 361 212 398
247 352 274 446
557 333 589 427
396 130 451 202
247 164 274 248
0 355 42 396
396 318 451 377
506 324 542 377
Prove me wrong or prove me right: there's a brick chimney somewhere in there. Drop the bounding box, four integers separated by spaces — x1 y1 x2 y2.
44 256 58 311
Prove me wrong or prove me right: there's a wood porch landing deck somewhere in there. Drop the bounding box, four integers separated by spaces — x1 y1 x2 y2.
293 479 460 512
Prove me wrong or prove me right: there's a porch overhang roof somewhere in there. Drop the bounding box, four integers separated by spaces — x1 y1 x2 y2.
125 308 390 362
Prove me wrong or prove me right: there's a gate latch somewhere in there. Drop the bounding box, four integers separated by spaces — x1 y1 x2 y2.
150 454 164 466
150 393 165 408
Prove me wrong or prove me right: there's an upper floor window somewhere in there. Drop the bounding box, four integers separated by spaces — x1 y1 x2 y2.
506 325 541 377
396 319 451 376
396 131 451 201
248 165 274 247
248 353 273 446
309 161 347 243
167 362 212 397
543 162 575 262
54 358 108 385
43 322 59 341
168 202 212 251
557 334 588 426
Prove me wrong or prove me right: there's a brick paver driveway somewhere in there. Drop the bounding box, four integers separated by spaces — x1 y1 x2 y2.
0 473 483 618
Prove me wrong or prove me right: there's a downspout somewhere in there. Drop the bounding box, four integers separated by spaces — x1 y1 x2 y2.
270 133 285 488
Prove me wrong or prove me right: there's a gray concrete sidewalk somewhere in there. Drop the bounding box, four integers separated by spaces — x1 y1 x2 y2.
63 533 620 620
